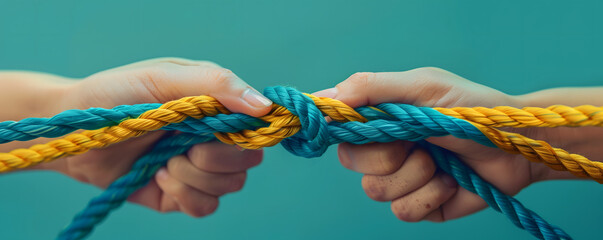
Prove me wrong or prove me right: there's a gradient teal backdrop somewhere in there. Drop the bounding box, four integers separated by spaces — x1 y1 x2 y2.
1 1 601 239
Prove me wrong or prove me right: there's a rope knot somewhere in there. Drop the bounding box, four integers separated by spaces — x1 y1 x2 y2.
263 86 330 157
213 87 368 157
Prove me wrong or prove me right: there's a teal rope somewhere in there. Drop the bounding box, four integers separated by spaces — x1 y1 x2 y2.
420 141 568 239
0 86 569 239
58 133 215 240
0 103 265 142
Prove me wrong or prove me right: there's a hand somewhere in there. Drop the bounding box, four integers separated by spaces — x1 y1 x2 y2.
313 67 569 222
33 58 273 217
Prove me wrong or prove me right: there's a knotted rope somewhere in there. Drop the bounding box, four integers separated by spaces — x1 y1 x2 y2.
2 86 600 239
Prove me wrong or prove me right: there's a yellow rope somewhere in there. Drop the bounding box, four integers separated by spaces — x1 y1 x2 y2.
435 105 603 127
0 94 601 183
0 94 366 171
0 96 229 171
471 122 603 182
214 94 368 148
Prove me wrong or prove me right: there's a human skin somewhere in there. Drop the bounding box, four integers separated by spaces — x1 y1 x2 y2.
1 63 601 222
313 67 603 222
0 57 274 217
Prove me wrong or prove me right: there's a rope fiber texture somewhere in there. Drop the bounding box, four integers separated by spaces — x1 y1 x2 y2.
1 86 597 240
1 90 601 181
58 133 215 240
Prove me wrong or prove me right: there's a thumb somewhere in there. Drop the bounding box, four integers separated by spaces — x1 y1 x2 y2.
76 58 272 117
313 68 463 108
312 68 483 153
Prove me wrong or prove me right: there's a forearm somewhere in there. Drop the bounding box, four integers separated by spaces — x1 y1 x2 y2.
0 71 74 120
518 87 603 107
0 72 77 172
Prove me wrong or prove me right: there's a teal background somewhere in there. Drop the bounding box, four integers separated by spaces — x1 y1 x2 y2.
1 0 602 239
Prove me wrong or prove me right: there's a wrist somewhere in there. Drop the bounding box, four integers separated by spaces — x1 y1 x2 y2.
510 92 533 108
33 75 77 117
0 71 76 120
0 72 77 172
515 87 603 107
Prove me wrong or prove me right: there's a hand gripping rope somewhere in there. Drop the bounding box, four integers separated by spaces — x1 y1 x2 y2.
1 86 601 240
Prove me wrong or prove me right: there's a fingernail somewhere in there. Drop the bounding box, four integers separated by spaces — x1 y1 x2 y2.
441 174 457 188
242 88 272 108
312 87 338 98
156 168 169 180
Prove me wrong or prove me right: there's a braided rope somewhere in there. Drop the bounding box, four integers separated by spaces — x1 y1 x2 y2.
57 133 214 240
48 86 573 240
435 105 603 128
1 104 599 144
420 142 569 240
471 123 603 181
1 89 601 182
58 139 571 240
0 104 156 143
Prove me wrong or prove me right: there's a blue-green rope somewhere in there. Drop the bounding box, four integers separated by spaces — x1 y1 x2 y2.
57 133 215 240
0 86 569 240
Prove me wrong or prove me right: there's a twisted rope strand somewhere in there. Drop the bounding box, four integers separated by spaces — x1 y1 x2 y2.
472 123 603 182
435 105 603 127
52 86 572 240
0 102 267 143
0 96 230 171
57 133 214 240
58 138 571 240
0 89 600 183
373 103 603 182
2 102 599 145
421 142 569 240
0 103 158 143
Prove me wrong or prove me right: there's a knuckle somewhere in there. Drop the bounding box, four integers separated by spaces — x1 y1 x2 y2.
344 72 377 90
196 60 221 68
187 144 211 169
432 187 449 204
149 60 181 70
226 172 247 192
337 145 353 169
338 155 352 170
149 57 221 68
432 176 455 203
155 57 189 64
361 175 387 201
411 67 448 81
168 184 187 202
414 66 444 75
207 68 236 87
412 150 436 182
166 156 188 174
391 200 421 222
374 146 402 175
198 197 219 217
